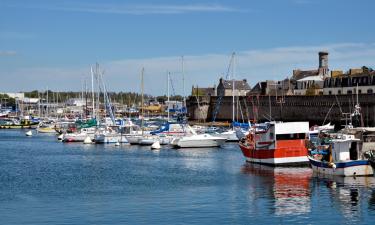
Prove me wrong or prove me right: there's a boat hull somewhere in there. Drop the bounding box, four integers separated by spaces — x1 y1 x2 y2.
37 128 57 133
308 156 374 176
171 138 226 148
0 123 39 129
239 140 309 166
94 134 128 144
63 134 95 142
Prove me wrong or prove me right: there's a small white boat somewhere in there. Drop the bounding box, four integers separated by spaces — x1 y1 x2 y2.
63 127 96 142
37 121 57 133
170 126 226 148
25 130 33 136
171 133 226 148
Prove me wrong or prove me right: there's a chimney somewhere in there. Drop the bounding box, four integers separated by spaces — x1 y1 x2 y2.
318 51 329 76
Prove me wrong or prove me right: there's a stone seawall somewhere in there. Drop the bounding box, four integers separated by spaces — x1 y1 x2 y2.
187 94 375 127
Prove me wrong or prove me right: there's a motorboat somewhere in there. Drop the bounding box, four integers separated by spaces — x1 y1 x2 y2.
170 126 226 148
37 120 57 133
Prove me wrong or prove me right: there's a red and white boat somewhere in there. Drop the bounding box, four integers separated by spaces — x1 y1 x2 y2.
238 122 310 166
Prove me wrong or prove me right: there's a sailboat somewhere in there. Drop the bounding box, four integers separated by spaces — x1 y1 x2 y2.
213 52 240 142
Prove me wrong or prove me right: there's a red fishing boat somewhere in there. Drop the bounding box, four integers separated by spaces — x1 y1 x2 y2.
239 122 310 166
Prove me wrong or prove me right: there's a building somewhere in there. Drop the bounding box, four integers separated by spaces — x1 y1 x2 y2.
292 51 329 80
0 92 25 100
294 76 324 95
323 67 375 95
191 86 216 97
249 79 293 96
216 78 251 96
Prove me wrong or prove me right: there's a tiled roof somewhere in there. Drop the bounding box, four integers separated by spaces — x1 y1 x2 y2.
221 79 251 90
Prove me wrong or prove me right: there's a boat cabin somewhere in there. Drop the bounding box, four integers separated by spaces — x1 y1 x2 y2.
254 122 310 150
332 135 362 162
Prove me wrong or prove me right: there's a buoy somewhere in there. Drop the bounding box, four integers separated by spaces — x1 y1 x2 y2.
25 130 33 136
115 141 120 146
57 134 64 141
83 136 92 144
151 141 161 150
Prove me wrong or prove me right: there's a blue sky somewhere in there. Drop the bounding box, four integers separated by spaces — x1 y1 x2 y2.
1 0 375 95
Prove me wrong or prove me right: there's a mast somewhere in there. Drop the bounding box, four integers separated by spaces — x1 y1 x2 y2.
46 86 49 118
167 71 170 122
141 67 144 135
182 56 186 112
232 52 235 124
85 79 88 119
90 66 95 119
38 91 40 118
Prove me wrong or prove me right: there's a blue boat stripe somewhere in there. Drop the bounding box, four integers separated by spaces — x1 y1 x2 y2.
309 158 370 168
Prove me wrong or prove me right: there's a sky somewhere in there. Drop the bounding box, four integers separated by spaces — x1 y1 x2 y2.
1 0 375 96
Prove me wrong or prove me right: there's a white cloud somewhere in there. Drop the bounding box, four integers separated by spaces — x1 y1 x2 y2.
4 2 241 15
1 43 375 95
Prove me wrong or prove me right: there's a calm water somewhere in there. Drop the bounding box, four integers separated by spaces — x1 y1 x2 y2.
1 130 375 224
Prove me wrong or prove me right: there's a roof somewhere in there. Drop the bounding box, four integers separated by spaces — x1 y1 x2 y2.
293 69 319 80
220 79 251 90
297 75 324 82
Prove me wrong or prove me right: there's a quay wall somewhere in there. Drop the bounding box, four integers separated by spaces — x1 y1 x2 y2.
187 94 375 127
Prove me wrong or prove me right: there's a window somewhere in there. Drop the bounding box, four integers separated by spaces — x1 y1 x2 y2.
368 89 373 94
338 90 342 94
328 91 332 95
358 89 362 94
276 133 306 140
347 90 352 94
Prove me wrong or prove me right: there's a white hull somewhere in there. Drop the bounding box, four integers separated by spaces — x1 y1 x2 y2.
95 134 128 144
126 135 143 145
37 128 56 133
244 156 309 165
63 133 95 142
308 156 374 176
171 134 226 148
214 130 238 141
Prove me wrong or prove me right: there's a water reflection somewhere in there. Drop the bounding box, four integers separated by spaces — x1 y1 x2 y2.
241 164 312 216
313 173 375 219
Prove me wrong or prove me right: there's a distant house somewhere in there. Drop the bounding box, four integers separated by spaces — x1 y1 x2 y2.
191 86 216 97
294 75 324 95
323 67 375 95
249 79 293 96
216 78 251 96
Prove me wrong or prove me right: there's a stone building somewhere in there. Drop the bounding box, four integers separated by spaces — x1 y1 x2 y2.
323 66 375 95
293 51 330 95
249 79 293 96
216 78 251 96
191 86 216 97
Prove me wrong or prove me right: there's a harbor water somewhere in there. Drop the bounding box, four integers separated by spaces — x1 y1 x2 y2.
1 130 375 224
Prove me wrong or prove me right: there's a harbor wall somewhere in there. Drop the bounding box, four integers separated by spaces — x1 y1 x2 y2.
187 94 375 127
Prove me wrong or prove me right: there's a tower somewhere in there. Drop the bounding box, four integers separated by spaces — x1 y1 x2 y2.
318 51 329 76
